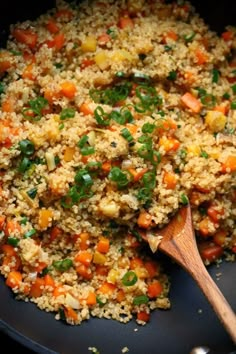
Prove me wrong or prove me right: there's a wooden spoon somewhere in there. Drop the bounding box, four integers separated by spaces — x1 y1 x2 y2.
147 204 236 344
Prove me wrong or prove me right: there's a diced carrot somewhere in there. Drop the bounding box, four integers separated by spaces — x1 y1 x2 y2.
183 70 196 84
75 251 93 267
1 98 15 113
221 155 236 173
0 56 11 75
127 234 141 248
137 211 152 229
12 29 38 49
213 229 227 246
44 274 55 288
144 261 158 278
76 264 92 280
46 19 59 34
98 33 111 45
29 277 45 298
214 105 227 115
2 255 21 271
38 209 53 229
86 291 97 306
195 48 208 65
80 58 95 70
232 246 236 253
97 237 110 254
164 30 178 42
129 257 144 270
6 271 22 289
207 205 224 223
4 219 21 237
60 81 77 99
147 280 163 298
64 306 78 321
161 118 177 133
159 136 180 153
22 63 35 80
79 102 94 115
126 123 138 135
198 217 212 237
44 88 59 105
77 232 90 250
98 281 116 295
231 189 236 203
95 265 108 276
49 226 62 242
53 33 65 50
199 242 223 262
1 244 16 257
116 289 125 303
53 285 66 298
34 262 47 273
118 16 134 29
55 9 73 20
0 216 6 231
163 171 177 190
181 92 202 113
137 311 150 322
128 168 149 182
221 31 234 41
102 161 112 172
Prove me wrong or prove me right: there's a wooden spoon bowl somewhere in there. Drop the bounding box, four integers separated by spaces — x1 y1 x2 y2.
147 204 236 344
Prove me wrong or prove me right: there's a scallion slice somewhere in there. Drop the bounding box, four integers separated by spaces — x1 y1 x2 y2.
122 271 138 286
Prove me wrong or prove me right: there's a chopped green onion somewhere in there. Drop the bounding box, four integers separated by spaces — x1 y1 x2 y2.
115 71 125 78
59 123 64 130
106 28 117 39
89 82 131 106
94 106 111 126
133 295 149 305
196 87 207 97
223 92 230 100
198 206 207 215
19 139 35 156
200 94 216 108
121 128 134 143
183 32 196 43
20 216 28 225
22 97 48 121
59 308 66 321
74 169 93 187
80 146 95 155
27 187 37 199
212 68 220 83
231 101 236 110
110 108 133 125
164 45 172 51
200 150 209 159
60 108 76 120
18 157 32 173
231 84 236 94
96 296 106 307
135 85 162 113
86 161 102 170
179 149 187 159
138 53 147 61
54 156 60 165
0 82 5 94
142 122 156 134
108 167 129 189
133 72 151 84
180 193 189 205
53 259 73 272
122 271 138 286
7 237 19 246
10 50 22 56
167 70 177 81
131 229 142 242
78 135 89 148
54 63 63 69
24 228 36 238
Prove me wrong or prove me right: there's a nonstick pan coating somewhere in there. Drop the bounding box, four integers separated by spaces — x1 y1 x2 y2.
0 1 235 353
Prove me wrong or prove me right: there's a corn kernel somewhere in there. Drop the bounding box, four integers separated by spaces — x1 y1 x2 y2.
93 251 107 265
94 51 109 70
107 269 119 284
111 49 133 62
81 36 97 52
187 144 201 156
205 111 226 132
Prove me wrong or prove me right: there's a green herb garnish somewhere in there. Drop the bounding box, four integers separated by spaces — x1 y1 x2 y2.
122 271 138 286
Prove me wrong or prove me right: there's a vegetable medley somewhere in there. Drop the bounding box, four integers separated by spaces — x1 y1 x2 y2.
0 0 235 325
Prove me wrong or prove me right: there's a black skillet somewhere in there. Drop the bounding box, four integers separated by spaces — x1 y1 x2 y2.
0 1 236 353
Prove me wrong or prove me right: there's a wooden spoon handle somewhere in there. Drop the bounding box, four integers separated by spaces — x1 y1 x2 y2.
190 255 236 344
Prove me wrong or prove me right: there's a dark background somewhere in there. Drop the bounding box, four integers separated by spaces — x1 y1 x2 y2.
0 1 236 354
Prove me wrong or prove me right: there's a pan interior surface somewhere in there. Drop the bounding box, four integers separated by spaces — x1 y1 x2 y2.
0 1 235 354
